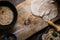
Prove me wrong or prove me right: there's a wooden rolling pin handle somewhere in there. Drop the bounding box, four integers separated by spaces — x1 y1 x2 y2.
48 20 60 31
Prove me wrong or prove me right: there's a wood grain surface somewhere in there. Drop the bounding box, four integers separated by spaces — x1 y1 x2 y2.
13 0 48 40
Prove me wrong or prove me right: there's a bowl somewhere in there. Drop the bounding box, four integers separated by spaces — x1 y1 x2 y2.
0 1 18 35
3 33 17 40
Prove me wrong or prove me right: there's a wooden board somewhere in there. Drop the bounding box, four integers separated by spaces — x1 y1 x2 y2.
13 0 48 40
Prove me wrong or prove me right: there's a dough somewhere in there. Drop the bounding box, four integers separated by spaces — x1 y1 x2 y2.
0 7 13 25
31 0 58 20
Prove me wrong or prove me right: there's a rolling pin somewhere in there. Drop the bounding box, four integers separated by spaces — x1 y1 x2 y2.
48 20 60 31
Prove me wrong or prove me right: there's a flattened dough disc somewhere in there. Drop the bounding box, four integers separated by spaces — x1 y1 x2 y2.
31 0 58 20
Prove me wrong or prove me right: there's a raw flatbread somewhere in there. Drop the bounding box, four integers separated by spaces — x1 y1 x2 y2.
0 7 13 25
31 0 58 20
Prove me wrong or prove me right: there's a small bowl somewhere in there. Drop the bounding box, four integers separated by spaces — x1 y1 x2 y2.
3 33 17 40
